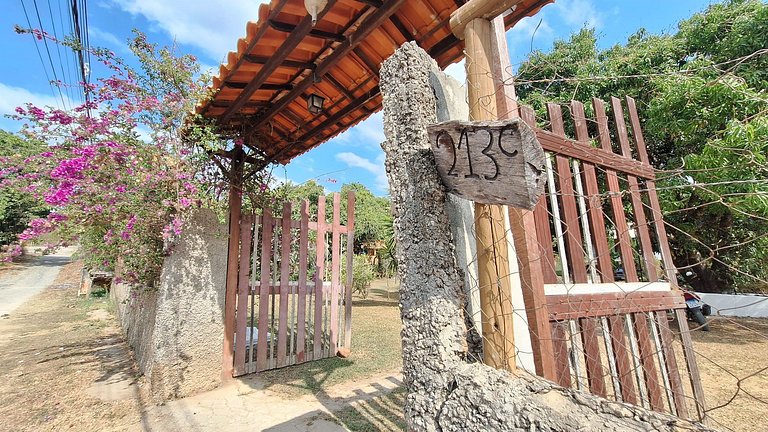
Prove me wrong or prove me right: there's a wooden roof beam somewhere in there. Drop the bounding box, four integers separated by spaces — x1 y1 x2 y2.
355 0 383 7
224 81 294 91
218 1 337 124
243 54 316 71
249 0 405 130
268 19 346 42
352 48 381 76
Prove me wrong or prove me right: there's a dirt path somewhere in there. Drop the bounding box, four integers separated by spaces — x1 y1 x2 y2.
0 262 404 431
0 246 77 316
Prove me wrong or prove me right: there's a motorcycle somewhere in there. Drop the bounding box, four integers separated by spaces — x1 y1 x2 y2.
682 290 711 331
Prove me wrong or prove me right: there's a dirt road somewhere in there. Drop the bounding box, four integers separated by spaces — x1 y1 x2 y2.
0 246 77 316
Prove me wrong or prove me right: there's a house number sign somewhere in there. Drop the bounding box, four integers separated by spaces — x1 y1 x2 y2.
427 119 546 210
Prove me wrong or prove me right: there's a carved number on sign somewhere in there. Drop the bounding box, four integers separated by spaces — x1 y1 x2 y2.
435 127 519 181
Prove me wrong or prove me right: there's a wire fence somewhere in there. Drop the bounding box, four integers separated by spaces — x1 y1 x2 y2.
450 51 768 428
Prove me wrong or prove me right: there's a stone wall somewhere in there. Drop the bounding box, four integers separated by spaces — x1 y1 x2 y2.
112 208 228 401
380 41 713 431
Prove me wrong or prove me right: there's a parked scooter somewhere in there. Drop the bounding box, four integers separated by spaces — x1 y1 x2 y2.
682 290 711 331
678 271 711 331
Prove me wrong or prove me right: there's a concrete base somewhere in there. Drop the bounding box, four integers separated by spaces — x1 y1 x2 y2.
112 209 228 401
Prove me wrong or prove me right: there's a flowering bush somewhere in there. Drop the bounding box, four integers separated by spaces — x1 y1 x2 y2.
0 30 266 284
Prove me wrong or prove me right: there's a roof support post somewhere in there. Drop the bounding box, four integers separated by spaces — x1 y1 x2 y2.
461 15 517 373
222 146 245 379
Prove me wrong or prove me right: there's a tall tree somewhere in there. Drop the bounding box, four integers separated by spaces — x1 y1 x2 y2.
516 0 768 292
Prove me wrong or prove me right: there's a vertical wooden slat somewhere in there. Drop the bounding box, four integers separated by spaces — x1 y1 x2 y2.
593 98 639 283
626 97 676 284
330 193 342 353
579 317 607 397
655 311 690 419
277 203 292 367
608 315 638 405
632 312 665 412
675 309 708 422
547 103 588 284
520 106 558 284
628 95 708 420
344 192 356 350
610 97 658 282
296 201 310 364
256 209 274 372
552 321 573 388
313 196 327 359
571 101 614 283
234 215 252 376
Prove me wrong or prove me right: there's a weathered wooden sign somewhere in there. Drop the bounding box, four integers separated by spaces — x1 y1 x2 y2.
427 118 546 209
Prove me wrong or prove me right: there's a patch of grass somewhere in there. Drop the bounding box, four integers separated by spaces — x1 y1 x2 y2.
329 386 406 431
257 278 402 398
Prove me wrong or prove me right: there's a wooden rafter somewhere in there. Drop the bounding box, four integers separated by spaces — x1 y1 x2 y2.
218 1 337 123
248 0 406 130
268 19 346 42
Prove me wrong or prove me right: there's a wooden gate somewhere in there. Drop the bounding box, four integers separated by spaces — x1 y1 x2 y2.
231 192 355 376
518 96 707 421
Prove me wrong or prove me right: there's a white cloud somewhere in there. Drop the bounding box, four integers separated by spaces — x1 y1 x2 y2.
112 0 267 62
552 0 602 29
332 112 386 146
336 152 388 192
0 82 71 116
88 27 129 53
444 59 466 84
507 16 555 58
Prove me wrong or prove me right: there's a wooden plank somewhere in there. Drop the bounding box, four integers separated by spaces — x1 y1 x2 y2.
626 97 677 285
632 312 666 412
249 0 408 130
234 215 252 376
546 291 686 321
276 203 292 367
592 98 639 283
547 103 588 284
676 309 708 422
296 201 310 364
655 311 690 418
608 315 638 405
610 97 659 282
552 321 572 388
520 106 558 284
579 317 607 397
535 130 655 179
571 101 614 283
450 0 526 38
427 119 546 209
218 1 335 123
330 193 342 353
256 209 274 372
343 192 356 350
313 196 326 360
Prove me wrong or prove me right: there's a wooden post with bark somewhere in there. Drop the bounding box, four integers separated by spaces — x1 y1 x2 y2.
450 0 525 372
222 145 245 379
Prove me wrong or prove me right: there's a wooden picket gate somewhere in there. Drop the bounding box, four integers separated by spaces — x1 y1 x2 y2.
518 96 708 421
231 192 355 376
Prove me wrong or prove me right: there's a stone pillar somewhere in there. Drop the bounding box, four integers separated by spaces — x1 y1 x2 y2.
380 41 712 432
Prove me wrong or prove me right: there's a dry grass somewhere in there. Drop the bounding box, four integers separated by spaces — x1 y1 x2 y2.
689 316 768 432
0 260 147 432
253 278 403 398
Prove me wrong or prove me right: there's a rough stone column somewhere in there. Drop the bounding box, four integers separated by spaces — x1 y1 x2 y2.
380 41 713 432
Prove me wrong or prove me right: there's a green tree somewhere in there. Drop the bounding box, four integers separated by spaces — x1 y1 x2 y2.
0 130 48 247
515 0 768 292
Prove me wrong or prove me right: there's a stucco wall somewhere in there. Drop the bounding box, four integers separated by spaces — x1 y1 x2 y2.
112 208 228 401
698 292 768 318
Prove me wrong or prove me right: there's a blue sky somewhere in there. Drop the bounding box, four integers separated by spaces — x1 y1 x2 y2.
1 0 718 196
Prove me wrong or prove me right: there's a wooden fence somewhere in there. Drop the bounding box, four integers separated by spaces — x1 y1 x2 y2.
232 192 355 376
518 96 707 421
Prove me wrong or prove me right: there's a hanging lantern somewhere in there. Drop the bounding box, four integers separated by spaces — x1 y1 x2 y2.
304 0 327 26
307 93 325 114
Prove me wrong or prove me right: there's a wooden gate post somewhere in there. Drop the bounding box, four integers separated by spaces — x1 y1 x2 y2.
451 1 523 372
222 146 245 379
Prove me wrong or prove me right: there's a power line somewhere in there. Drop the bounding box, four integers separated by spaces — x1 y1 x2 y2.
18 0 60 109
31 0 67 109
